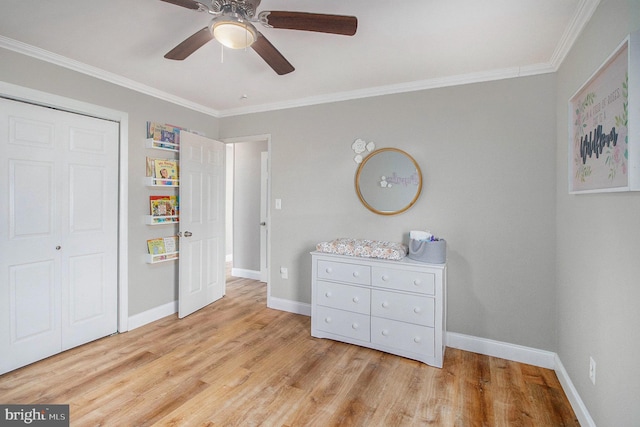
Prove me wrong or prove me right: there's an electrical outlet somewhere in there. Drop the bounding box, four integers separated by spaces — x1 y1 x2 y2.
589 356 596 385
280 267 288 279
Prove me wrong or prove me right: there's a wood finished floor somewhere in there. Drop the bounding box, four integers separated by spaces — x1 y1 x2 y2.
0 274 579 426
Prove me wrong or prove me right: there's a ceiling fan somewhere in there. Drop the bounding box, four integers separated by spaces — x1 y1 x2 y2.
160 0 358 75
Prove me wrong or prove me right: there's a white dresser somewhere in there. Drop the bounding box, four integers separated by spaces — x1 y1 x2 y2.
311 251 446 368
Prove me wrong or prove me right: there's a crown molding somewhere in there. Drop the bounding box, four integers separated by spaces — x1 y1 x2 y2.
0 35 222 118
1 0 598 120
550 0 601 69
218 63 557 117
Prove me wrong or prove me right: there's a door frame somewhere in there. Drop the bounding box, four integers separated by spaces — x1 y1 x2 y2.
0 81 130 332
221 134 271 296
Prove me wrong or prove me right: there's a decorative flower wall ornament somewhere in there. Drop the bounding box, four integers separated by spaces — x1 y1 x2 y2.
366 141 375 152
352 138 376 163
352 138 366 154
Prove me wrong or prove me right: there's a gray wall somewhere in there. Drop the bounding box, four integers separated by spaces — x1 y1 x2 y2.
233 140 267 271
220 73 558 351
556 0 640 425
0 48 220 316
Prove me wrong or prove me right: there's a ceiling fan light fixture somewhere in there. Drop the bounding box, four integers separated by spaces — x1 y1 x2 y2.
211 16 257 49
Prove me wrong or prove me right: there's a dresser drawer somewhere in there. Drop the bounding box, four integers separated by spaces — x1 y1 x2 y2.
371 317 435 357
317 259 371 286
371 290 434 327
316 280 371 315
372 267 435 295
314 306 371 342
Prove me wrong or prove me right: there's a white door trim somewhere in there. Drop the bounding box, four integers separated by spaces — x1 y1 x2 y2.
259 151 268 283
0 81 130 332
221 134 271 296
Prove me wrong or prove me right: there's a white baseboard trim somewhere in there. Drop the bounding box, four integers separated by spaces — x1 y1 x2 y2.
446 331 556 369
231 268 261 281
267 296 311 316
128 300 177 330
554 354 596 427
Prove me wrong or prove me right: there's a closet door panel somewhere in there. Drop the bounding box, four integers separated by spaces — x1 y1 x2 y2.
61 115 118 350
0 103 62 374
9 160 55 238
6 260 61 369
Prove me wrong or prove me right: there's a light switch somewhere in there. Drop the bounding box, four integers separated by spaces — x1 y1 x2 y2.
275 199 282 210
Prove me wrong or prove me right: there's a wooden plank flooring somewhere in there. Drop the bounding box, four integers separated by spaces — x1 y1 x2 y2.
0 275 579 426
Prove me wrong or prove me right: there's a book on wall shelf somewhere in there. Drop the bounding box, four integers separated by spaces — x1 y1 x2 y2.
145 157 179 187
146 122 181 151
163 236 178 257
146 236 178 263
147 195 179 224
147 238 166 256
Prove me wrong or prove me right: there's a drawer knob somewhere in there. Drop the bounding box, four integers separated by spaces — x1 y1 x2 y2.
381 329 389 337
352 296 359 303
413 307 422 314
413 279 421 286
325 291 332 298
325 267 333 274
352 323 359 330
382 275 389 281
381 301 390 308
352 271 359 278
324 317 332 323
414 336 422 343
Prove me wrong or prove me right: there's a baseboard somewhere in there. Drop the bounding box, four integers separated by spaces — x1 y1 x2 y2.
231 268 261 280
128 300 177 330
554 354 596 427
267 296 311 316
446 331 556 369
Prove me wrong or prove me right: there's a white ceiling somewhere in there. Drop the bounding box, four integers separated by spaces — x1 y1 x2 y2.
0 0 599 117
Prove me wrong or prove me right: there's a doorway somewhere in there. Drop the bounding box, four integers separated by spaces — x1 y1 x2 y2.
224 135 270 288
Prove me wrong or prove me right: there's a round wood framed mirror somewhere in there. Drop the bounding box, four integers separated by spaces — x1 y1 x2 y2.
355 148 422 215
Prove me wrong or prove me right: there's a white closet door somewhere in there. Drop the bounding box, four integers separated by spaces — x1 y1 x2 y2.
179 131 225 318
58 111 119 350
0 98 118 374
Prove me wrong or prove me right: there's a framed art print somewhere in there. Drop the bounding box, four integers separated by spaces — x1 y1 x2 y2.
569 31 639 193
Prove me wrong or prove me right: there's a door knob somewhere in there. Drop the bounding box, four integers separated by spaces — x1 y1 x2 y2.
184 231 193 237
260 222 266 226
55 246 61 250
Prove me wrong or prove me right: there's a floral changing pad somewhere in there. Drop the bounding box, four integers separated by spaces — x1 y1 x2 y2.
316 238 408 260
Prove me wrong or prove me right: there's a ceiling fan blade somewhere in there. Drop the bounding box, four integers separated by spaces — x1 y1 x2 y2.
251 32 295 75
164 27 213 60
159 0 201 10
260 11 357 36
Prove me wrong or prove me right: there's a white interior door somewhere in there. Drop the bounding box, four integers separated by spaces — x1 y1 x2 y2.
0 98 118 374
179 132 225 318
259 151 268 283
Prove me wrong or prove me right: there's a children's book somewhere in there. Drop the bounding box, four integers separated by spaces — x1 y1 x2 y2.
147 238 166 255
154 159 178 185
146 157 155 177
149 196 179 222
163 236 178 257
147 122 181 149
